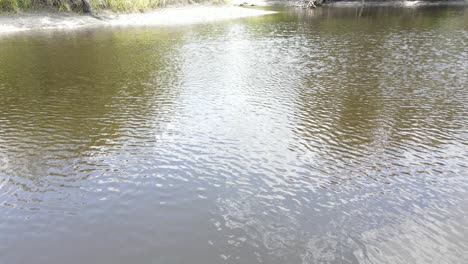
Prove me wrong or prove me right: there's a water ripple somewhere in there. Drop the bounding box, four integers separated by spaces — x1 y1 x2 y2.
1 5 467 264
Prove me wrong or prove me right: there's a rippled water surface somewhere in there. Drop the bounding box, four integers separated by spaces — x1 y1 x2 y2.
1 4 467 264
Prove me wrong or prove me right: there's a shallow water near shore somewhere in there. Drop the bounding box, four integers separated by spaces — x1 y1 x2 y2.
1 4 467 264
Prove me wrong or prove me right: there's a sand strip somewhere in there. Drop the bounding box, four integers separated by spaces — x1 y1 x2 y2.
0 6 276 34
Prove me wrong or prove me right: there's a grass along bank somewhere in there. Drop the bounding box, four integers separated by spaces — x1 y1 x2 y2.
0 0 226 13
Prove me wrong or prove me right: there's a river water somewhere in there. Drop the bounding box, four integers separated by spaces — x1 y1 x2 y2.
1 4 467 264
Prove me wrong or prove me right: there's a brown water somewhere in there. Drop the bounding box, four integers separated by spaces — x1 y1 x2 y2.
1 4 467 264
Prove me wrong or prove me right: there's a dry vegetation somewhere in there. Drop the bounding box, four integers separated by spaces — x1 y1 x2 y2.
0 0 224 12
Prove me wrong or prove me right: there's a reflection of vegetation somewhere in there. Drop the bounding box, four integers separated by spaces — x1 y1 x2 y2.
285 4 466 31
288 5 467 189
0 27 185 180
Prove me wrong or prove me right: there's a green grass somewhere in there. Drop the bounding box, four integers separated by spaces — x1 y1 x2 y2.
0 0 226 12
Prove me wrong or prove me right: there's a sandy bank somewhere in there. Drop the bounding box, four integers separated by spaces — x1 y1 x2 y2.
0 6 276 34
325 0 468 7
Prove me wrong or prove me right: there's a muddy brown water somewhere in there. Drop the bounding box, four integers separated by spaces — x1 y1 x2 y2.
0 4 467 264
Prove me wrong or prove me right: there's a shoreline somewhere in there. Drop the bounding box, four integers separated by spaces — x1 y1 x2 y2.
0 5 276 34
325 0 468 7
1 1 467 34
